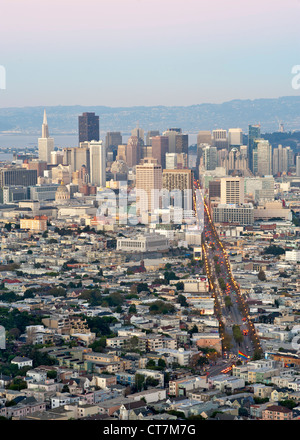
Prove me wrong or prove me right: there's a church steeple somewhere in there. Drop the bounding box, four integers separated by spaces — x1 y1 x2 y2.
42 109 49 138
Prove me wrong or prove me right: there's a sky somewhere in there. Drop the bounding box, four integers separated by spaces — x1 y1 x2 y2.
0 0 300 108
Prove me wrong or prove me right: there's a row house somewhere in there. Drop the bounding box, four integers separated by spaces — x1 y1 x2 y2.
8 400 46 420
262 405 293 420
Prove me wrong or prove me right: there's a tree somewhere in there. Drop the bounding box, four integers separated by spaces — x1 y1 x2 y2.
258 270 266 281
126 336 139 351
188 324 199 336
145 377 159 387
136 283 150 293
8 378 27 391
187 415 205 420
135 373 145 391
47 370 57 379
252 349 262 361
89 337 107 352
224 296 232 308
129 304 137 314
232 325 243 344
175 281 184 291
158 358 166 369
263 245 285 256
278 400 297 410
149 300 176 315
177 294 188 307
146 359 156 368
164 271 178 284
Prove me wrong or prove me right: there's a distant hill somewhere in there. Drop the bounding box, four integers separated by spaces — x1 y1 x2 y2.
0 96 300 136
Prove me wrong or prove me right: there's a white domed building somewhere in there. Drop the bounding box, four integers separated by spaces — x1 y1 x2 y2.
55 181 70 203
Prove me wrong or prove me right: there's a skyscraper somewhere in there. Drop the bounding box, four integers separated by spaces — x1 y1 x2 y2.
162 168 193 210
165 153 178 170
151 136 169 169
63 143 90 175
248 124 261 173
212 129 228 150
228 128 243 148
131 124 144 143
257 140 272 176
38 109 54 164
146 130 160 145
0 168 37 188
203 145 217 170
163 128 181 154
78 112 99 144
296 155 300 177
220 177 244 205
197 131 212 147
126 136 143 168
175 134 188 154
136 158 162 216
89 140 106 187
273 145 294 175
105 132 122 149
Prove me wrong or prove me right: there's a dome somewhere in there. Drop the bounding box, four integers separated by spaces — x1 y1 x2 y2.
55 181 70 202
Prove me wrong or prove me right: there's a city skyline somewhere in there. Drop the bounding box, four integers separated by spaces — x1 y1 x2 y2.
1 0 300 427
1 0 300 108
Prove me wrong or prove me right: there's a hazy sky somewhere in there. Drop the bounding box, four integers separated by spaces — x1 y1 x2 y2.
0 0 300 107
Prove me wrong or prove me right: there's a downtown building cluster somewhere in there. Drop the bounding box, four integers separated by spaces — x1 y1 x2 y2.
0 111 299 420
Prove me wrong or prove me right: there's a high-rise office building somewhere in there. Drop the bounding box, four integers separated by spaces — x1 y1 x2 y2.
220 177 244 205
209 180 221 199
89 141 106 187
162 169 193 210
296 155 300 177
176 153 188 169
273 144 294 175
0 168 37 188
105 132 122 149
165 153 178 170
146 130 160 146
175 134 188 155
136 158 162 215
23 160 48 178
228 128 243 147
131 124 144 143
240 145 248 158
151 136 169 169
126 136 143 168
257 140 272 176
163 168 193 211
63 143 90 175
212 129 228 149
116 145 127 162
162 169 193 192
282 146 294 174
248 124 261 173
51 151 64 166
272 144 283 176
163 128 181 154
245 177 275 203
38 110 54 164
78 112 99 144
203 145 217 170
197 131 212 147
